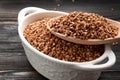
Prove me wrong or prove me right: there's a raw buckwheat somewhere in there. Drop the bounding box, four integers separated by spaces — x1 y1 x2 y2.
49 11 118 40
24 18 104 62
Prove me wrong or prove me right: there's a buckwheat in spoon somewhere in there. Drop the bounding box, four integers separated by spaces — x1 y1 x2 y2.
47 11 120 45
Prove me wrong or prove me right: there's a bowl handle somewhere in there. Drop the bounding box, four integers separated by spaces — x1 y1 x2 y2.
73 46 116 70
18 7 47 25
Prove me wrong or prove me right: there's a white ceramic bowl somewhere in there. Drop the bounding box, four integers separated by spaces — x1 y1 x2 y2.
18 7 116 80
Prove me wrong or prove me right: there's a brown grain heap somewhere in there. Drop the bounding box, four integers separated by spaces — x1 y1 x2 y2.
49 11 118 40
24 18 104 62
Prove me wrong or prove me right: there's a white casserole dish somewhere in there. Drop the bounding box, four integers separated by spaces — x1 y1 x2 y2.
18 7 116 80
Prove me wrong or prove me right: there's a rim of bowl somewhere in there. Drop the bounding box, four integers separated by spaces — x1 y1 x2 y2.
18 11 109 65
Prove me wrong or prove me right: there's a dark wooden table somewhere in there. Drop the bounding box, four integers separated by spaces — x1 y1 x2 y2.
0 0 120 80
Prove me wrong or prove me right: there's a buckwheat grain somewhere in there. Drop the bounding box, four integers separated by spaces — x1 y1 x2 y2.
24 18 104 62
50 11 118 40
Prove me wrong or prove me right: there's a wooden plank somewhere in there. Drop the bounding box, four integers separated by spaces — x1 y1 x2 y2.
0 42 23 51
99 71 120 80
0 22 20 42
0 70 120 80
0 52 32 70
0 70 48 80
0 1 120 21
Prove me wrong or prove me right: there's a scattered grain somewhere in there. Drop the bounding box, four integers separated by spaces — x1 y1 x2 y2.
72 0 75 3
57 4 60 7
112 41 118 46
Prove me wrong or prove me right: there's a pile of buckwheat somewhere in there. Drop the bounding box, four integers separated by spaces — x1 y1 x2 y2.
24 18 104 62
49 11 118 40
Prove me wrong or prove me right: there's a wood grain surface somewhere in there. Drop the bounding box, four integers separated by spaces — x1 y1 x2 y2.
0 0 120 80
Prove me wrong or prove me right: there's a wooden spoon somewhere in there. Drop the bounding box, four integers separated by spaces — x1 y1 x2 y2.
47 17 120 45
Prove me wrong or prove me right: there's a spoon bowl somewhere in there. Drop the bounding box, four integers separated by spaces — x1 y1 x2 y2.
47 14 120 45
